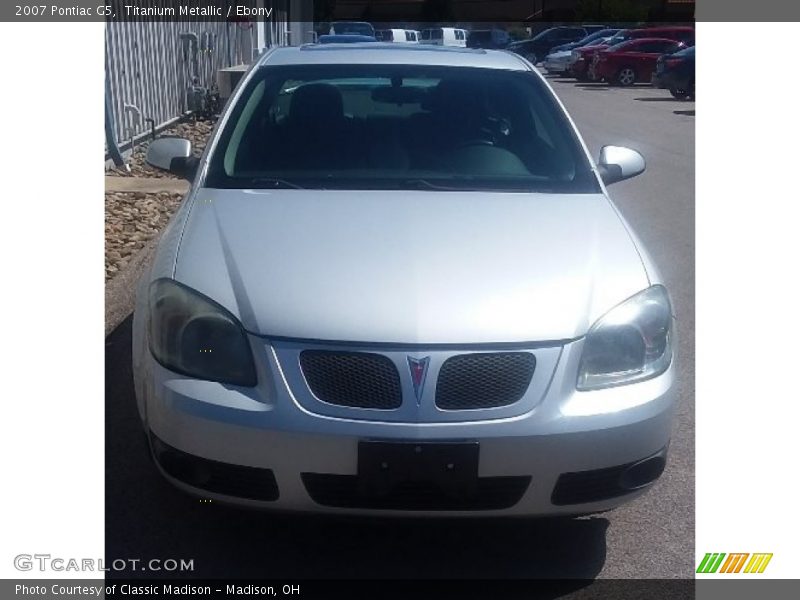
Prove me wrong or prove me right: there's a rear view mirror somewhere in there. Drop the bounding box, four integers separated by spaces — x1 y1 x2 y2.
145 137 198 180
597 145 646 185
371 85 426 105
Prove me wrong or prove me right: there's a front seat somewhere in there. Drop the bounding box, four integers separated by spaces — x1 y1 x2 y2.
282 83 362 170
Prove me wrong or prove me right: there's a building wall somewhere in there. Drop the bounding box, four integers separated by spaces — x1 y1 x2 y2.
105 2 314 153
106 20 255 149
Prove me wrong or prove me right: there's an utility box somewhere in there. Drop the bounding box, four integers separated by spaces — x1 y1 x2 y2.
217 64 250 103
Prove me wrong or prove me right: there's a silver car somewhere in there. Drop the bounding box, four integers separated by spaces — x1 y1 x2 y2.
132 43 677 516
544 36 613 74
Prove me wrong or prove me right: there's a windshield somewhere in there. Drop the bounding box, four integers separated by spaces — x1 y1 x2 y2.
606 40 635 52
578 29 618 46
206 65 599 193
531 28 556 41
671 46 695 58
604 31 631 46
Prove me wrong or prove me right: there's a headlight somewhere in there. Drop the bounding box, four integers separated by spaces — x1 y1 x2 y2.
577 285 672 390
148 279 257 386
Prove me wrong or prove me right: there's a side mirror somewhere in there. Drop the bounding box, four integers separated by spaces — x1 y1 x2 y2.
597 145 646 185
145 137 198 180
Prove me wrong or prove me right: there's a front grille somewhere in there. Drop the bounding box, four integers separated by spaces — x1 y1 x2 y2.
435 352 536 410
300 350 402 409
302 473 531 511
151 434 279 501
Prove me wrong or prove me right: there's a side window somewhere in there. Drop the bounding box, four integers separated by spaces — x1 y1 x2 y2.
456 30 464 40
645 41 676 53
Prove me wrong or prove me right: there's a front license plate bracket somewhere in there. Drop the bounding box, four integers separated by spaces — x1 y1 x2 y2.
357 440 479 498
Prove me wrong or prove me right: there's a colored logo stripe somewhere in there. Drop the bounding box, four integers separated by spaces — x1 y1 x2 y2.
697 552 773 574
719 553 749 573
744 553 773 574
697 553 726 573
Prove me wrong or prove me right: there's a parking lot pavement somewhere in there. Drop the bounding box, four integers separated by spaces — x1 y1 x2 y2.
543 73 695 579
105 75 694 583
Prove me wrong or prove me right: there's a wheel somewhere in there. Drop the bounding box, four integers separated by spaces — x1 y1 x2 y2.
525 52 539 64
616 66 636 86
669 87 689 99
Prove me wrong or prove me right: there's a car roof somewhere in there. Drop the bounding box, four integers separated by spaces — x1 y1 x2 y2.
318 34 377 43
260 44 530 70
617 37 682 45
630 26 694 33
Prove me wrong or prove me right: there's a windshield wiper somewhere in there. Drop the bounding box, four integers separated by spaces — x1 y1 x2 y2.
400 179 472 192
246 177 306 190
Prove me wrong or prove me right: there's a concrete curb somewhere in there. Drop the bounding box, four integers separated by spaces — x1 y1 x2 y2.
106 176 189 194
105 236 159 336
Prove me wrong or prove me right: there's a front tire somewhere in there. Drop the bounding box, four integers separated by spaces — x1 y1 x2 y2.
616 66 636 86
669 87 689 99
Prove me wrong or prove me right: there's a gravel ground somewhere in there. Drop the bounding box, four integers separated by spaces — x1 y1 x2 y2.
108 118 215 178
104 192 182 281
105 118 216 281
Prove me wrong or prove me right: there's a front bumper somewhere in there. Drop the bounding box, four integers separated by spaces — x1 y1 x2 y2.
138 336 678 516
591 61 611 81
571 58 588 77
543 57 570 73
652 71 685 91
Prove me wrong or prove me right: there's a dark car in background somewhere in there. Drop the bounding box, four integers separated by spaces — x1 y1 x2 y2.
652 45 695 99
592 38 685 86
508 26 589 63
582 24 608 35
466 28 511 49
329 21 376 37
548 28 620 55
319 34 378 44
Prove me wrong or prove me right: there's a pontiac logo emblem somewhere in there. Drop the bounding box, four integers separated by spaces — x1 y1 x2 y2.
407 356 430 405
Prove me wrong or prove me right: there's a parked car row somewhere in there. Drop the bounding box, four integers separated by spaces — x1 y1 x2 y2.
323 23 612 51
506 25 607 63
536 25 695 98
319 22 695 100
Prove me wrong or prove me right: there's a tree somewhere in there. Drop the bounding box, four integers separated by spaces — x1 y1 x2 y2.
575 0 649 22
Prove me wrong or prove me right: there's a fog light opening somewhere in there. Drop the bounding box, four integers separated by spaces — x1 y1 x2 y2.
620 455 666 490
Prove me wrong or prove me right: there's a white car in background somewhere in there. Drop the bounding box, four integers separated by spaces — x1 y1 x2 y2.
420 27 468 47
376 29 420 43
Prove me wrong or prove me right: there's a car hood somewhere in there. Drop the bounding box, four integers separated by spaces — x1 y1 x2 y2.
550 43 577 53
173 189 649 344
580 44 609 54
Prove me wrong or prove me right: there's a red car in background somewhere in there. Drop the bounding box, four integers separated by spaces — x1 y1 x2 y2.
570 26 694 80
571 43 611 80
592 38 686 86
